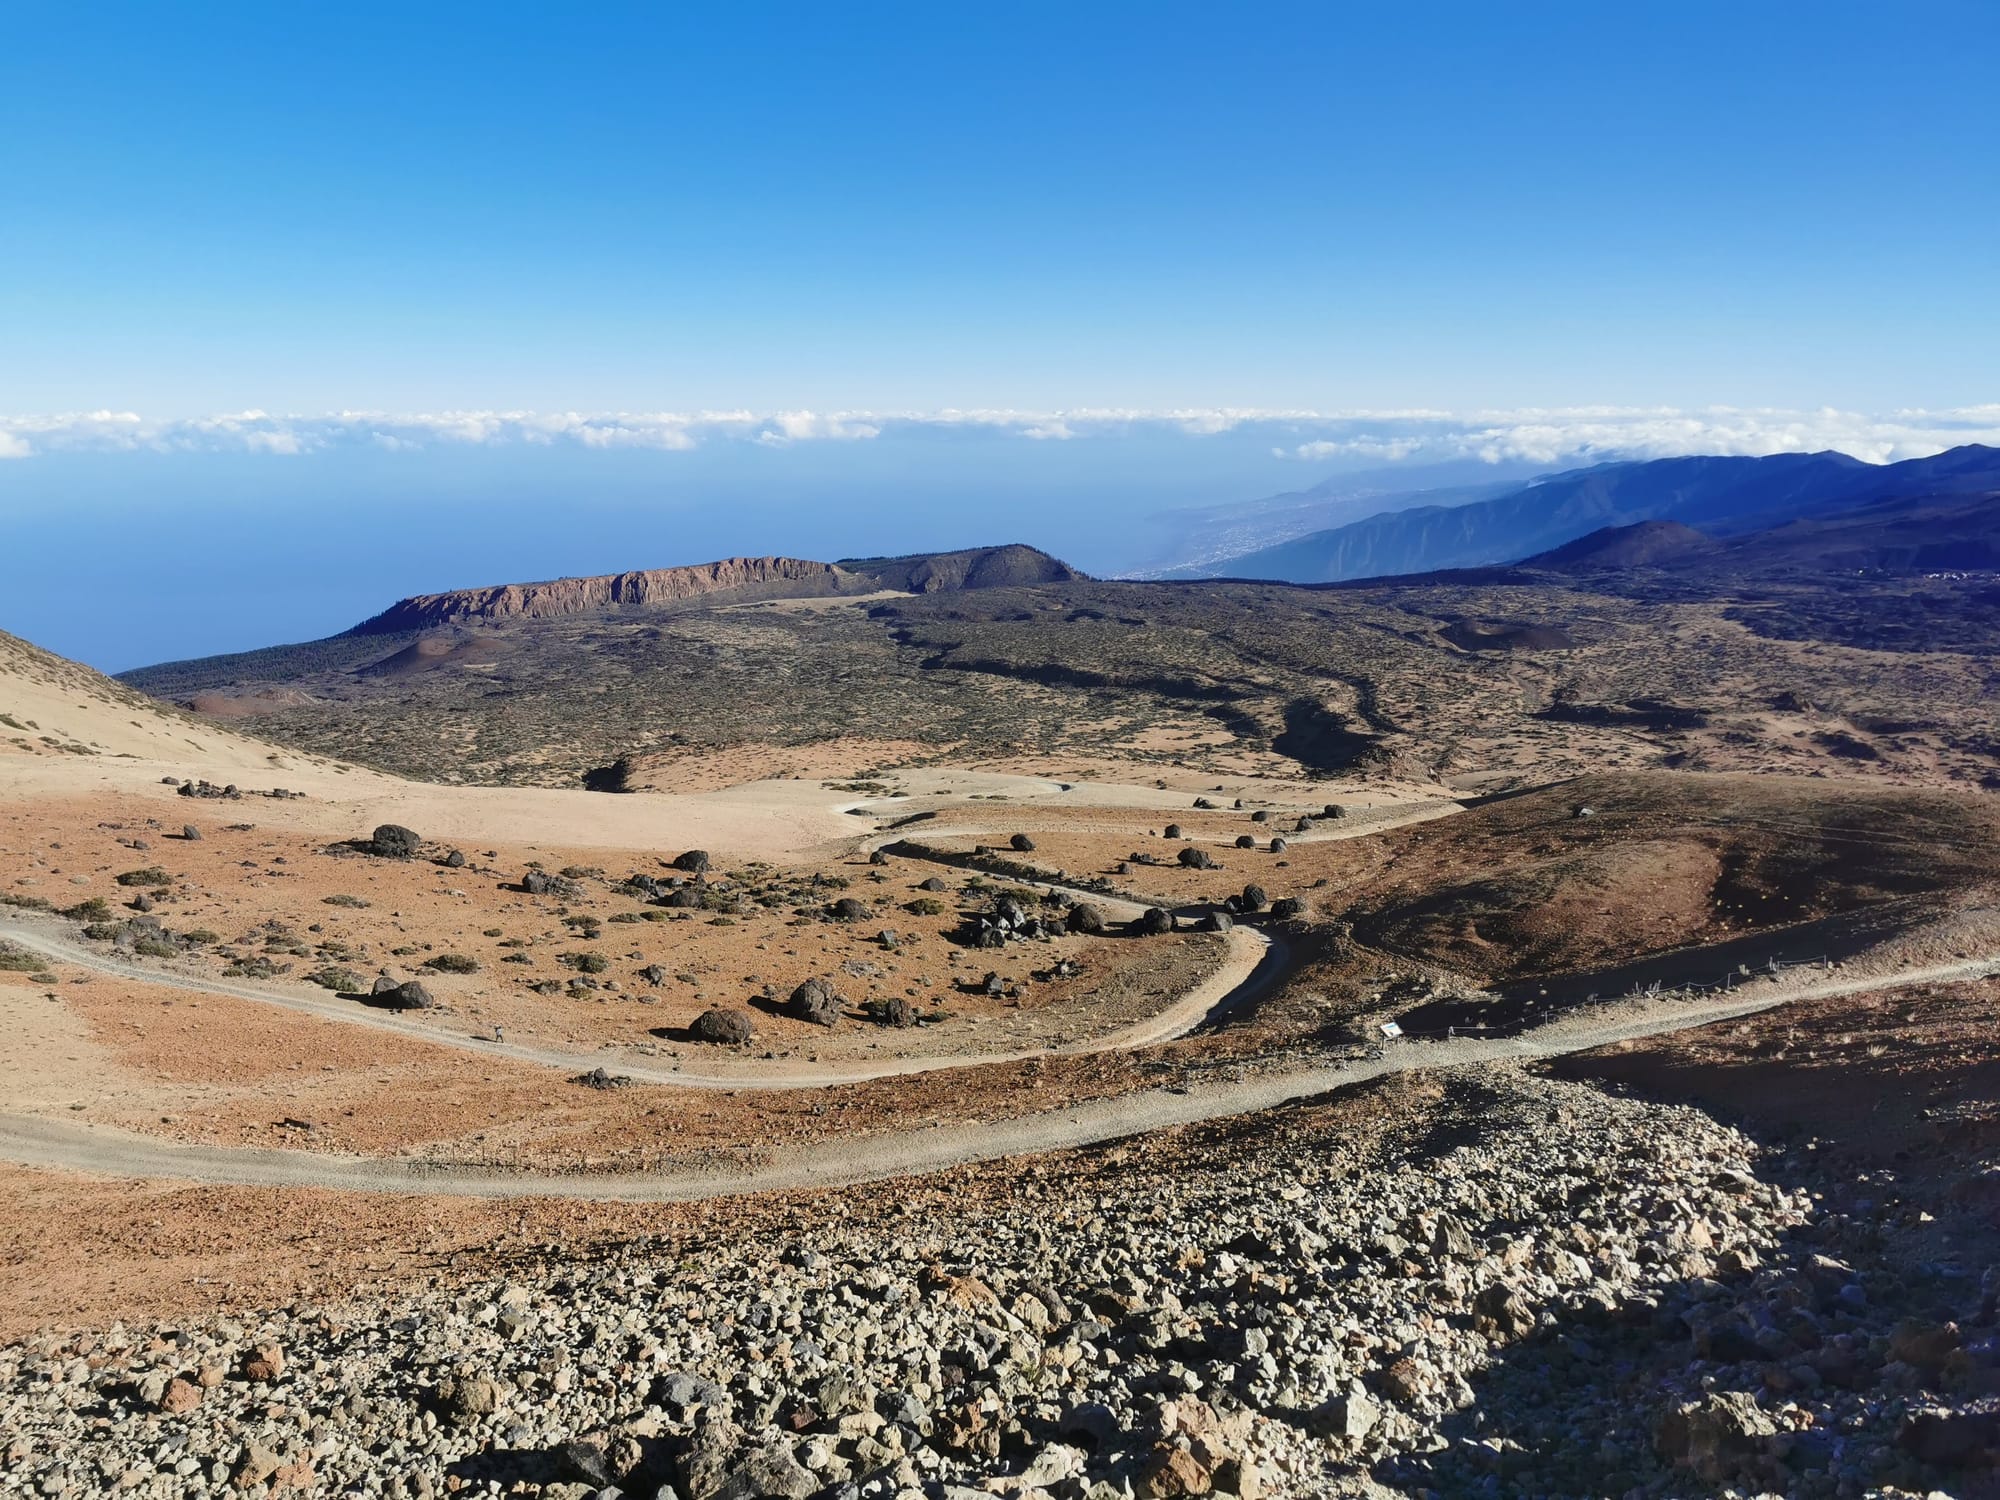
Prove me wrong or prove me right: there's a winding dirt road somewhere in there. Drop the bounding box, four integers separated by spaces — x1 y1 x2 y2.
0 914 1276 1089
1 945 1991 1201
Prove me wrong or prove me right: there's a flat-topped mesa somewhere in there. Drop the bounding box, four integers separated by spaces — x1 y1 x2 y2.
347 557 855 633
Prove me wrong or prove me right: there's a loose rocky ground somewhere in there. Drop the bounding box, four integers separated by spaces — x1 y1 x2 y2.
5 1064 1999 1500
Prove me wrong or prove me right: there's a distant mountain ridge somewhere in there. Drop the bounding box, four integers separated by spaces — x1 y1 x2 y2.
122 544 1083 694
1525 520 1718 570
835 543 1084 593
346 545 1081 635
1210 445 2000 583
350 556 853 634
1529 487 2000 579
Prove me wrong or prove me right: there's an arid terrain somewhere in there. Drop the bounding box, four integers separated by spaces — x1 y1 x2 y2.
4 536 1999 1500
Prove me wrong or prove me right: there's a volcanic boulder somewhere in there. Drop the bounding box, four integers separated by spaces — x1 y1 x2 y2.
691 1008 754 1045
369 824 422 859
789 979 842 1027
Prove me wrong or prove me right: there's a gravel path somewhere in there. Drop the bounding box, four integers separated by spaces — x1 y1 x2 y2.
0 915 1272 1090
2 951 1989 1200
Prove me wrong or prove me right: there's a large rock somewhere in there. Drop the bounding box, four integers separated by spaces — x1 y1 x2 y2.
1899 1408 2000 1468
674 849 712 875
1655 1391 1778 1483
1311 1390 1379 1444
691 1008 754 1045
1009 833 1036 852
673 1415 746 1500
1472 1281 1536 1339
1134 907 1175 936
828 896 870 923
438 1374 502 1425
1066 903 1108 935
384 980 435 1011
790 978 842 1026
715 1440 817 1500
368 824 421 859
1177 847 1214 869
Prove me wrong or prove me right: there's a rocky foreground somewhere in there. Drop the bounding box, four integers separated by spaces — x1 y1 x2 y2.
2 1065 1995 1500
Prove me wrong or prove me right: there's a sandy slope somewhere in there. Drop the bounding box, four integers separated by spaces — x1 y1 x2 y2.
0 631 313 770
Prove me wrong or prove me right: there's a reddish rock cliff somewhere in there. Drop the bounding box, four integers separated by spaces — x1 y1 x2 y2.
350 557 856 633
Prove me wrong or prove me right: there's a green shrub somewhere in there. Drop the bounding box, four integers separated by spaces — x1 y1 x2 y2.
0 893 54 913
0 940 46 972
308 966 364 991
115 867 171 888
560 951 609 975
62 897 112 921
905 897 948 916
322 894 370 909
424 953 480 974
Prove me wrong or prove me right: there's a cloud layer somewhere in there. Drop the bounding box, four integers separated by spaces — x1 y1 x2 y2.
2 404 1995 467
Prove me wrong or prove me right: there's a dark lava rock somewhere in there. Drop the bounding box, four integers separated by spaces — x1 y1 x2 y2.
1177 846 1215 869
673 849 712 874
1240 884 1268 912
1134 907 1175 936
1066 903 1108 935
1009 833 1036 852
691 1007 754 1045
828 897 870 923
369 824 422 859
790 978 842 1027
1270 896 1307 920
383 980 435 1011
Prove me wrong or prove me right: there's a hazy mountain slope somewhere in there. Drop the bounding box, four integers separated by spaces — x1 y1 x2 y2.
1217 445 2000 583
1532 487 2000 579
1525 521 1720 570
1128 461 1540 579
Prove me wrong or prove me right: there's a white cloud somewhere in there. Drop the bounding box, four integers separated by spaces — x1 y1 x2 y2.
1273 404 2000 467
0 403 1995 466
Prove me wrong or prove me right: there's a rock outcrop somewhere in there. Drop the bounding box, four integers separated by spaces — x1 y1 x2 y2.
349 558 855 633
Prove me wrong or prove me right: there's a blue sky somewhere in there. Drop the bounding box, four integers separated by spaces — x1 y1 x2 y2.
3 1 1997 667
